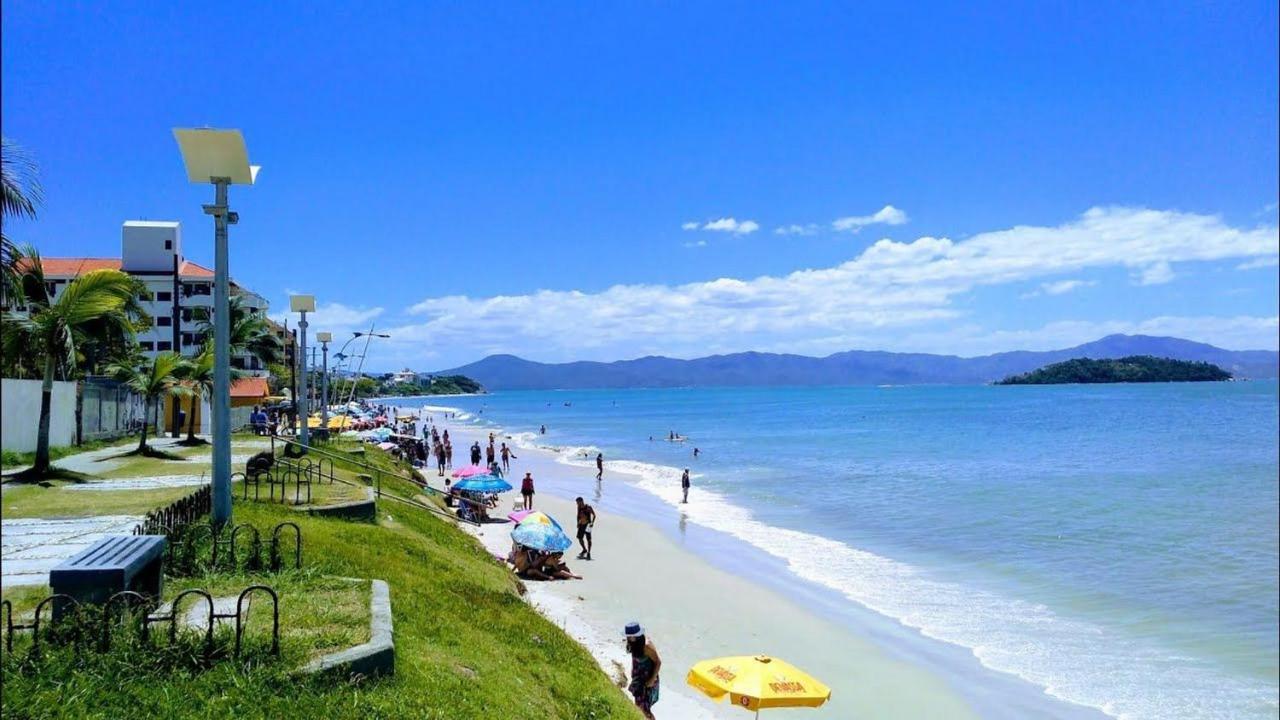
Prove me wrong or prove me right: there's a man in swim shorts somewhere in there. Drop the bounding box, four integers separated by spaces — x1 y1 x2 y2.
575 496 596 560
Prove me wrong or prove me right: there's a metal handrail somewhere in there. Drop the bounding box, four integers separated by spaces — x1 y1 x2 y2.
267 434 488 524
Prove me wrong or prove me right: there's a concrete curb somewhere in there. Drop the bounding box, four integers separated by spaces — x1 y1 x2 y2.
292 486 377 521
301 579 394 679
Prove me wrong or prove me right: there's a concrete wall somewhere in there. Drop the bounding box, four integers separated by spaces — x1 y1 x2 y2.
1 379 78 453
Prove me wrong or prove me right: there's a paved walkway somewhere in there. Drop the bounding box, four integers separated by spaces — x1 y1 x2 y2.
1 515 143 588
0 436 274 588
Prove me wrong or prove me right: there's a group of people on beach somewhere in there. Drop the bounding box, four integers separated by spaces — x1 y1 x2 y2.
399 405 667 718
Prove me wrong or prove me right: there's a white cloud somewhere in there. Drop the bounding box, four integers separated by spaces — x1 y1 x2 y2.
832 205 909 233
1257 201 1278 216
1021 279 1097 298
775 224 820 236
1136 261 1176 285
270 300 385 338
699 217 759 234
1237 256 1279 270
681 221 701 230
398 206 1278 363
683 239 708 248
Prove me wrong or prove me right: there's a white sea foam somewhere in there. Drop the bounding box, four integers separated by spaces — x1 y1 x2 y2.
549 449 1273 720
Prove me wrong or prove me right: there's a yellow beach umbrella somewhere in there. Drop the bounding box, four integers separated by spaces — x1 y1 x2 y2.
687 655 831 717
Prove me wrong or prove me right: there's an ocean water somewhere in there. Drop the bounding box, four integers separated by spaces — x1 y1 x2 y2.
392 382 1279 719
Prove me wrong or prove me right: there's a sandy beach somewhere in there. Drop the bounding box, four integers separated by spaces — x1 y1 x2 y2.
404 405 1111 720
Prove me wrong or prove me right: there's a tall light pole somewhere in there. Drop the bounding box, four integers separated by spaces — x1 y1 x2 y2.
174 128 259 528
317 332 332 432
290 295 315 446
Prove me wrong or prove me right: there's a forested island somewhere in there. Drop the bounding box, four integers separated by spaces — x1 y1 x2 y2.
996 356 1232 385
378 374 484 396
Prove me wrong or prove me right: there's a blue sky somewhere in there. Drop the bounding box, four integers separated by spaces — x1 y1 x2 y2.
3 1 1277 370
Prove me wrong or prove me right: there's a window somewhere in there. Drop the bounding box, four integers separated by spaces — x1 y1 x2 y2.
157 291 172 302
157 341 172 351
164 240 172 250
157 316 171 327
140 341 155 351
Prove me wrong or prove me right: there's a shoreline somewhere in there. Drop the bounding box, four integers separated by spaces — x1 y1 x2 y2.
394 400 1111 719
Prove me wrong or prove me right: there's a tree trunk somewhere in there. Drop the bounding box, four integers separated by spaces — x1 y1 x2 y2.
186 394 198 443
33 355 56 474
138 398 151 453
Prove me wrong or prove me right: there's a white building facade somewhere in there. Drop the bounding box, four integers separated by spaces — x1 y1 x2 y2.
21 220 271 375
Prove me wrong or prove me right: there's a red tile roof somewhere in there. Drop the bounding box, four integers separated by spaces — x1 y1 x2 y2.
230 376 270 398
38 257 123 275
37 257 216 279
179 261 214 278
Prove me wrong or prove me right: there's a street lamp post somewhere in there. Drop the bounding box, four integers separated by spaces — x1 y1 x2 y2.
317 332 332 432
174 128 259 529
290 295 316 446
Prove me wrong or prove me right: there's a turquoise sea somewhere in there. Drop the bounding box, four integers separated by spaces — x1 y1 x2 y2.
393 382 1279 719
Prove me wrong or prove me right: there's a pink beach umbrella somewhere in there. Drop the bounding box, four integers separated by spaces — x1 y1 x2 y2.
507 509 534 524
452 464 490 478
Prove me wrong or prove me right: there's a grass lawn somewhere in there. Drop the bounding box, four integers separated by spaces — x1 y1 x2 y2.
1 446 639 720
0 484 195 520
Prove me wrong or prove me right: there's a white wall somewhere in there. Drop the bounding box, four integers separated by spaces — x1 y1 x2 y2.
121 221 181 272
1 379 78 453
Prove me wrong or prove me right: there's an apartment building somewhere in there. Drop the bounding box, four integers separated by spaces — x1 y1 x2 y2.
25 220 271 375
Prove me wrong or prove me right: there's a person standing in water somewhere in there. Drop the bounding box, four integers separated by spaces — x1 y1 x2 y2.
693 447 700 458
520 472 535 510
596 452 604 480
575 496 595 560
500 443 516 474
625 622 661 719
681 469 690 503
540 424 546 435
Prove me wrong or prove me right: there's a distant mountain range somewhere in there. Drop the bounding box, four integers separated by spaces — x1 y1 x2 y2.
430 335 1279 390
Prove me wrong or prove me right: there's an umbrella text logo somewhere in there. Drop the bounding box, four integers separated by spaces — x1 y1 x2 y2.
769 681 806 694
709 665 737 682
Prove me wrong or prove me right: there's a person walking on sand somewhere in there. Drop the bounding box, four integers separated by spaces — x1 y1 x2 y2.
500 443 516 474
485 442 495 466
596 452 604 480
575 497 596 560
444 440 453 469
681 469 690 503
625 622 661 719
470 441 482 466
520 472 535 510
435 442 446 477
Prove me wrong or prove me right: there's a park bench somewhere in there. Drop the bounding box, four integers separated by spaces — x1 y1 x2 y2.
49 535 166 618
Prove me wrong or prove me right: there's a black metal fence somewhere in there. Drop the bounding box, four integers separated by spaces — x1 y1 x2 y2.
134 485 211 537
2 586 280 660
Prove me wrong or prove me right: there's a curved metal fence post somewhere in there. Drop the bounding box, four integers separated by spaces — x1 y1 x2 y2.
168 589 215 652
100 590 148 652
233 585 279 657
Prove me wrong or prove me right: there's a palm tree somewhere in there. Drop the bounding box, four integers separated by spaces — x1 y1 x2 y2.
199 294 282 370
2 252 141 476
173 346 245 445
2 137 43 303
105 352 190 455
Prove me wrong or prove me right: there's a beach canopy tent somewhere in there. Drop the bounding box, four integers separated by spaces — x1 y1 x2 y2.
510 511 573 553
686 655 831 717
453 475 512 493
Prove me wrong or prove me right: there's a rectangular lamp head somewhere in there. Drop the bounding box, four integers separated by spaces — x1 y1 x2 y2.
316 332 333 342
173 128 260 185
290 295 316 313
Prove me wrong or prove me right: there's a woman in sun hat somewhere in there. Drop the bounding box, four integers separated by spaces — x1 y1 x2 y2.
624 621 662 718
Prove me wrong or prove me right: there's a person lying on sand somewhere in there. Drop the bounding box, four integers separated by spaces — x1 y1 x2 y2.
541 552 582 580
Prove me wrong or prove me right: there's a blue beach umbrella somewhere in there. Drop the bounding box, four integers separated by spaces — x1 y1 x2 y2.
511 511 573 553
453 475 513 493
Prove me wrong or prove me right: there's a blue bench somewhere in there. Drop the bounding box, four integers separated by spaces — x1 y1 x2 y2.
50 535 167 618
